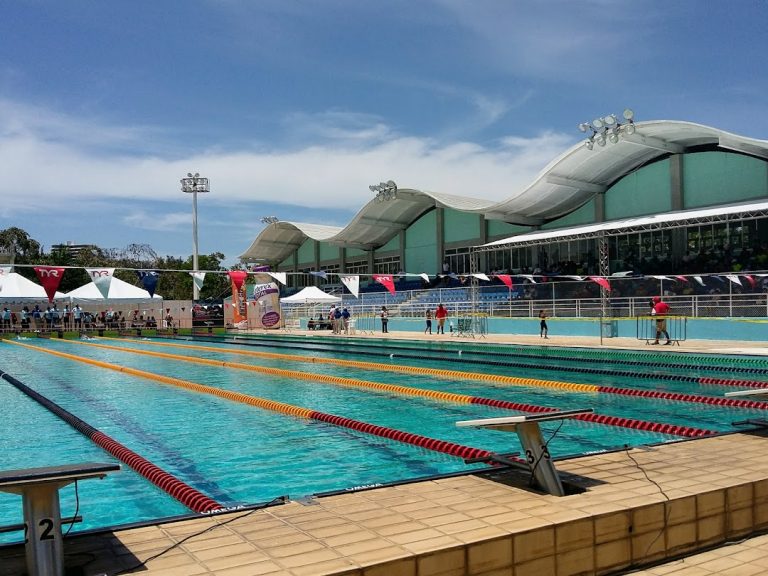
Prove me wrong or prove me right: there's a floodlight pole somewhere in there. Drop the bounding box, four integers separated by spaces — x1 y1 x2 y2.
181 173 210 300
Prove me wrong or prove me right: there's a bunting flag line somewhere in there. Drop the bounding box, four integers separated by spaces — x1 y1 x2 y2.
520 274 536 283
137 270 160 297
744 274 756 288
589 276 611 291
34 266 66 302
497 274 514 289
561 275 585 281
87 267 115 299
309 270 327 280
420 273 430 283
190 272 206 292
251 265 271 272
339 275 360 298
372 274 396 295
693 276 705 286
675 275 689 282
472 273 490 282
650 275 673 281
266 272 286 285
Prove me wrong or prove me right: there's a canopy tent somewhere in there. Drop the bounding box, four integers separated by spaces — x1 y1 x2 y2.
65 277 163 304
280 286 341 304
0 272 66 302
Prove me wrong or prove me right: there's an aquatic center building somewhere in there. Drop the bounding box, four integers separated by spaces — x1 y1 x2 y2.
241 120 768 288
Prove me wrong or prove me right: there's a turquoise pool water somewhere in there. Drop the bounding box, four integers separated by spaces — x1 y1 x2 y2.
1 335 766 543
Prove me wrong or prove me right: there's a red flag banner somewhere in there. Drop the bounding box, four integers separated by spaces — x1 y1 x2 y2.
34 266 65 302
589 276 611 292
675 275 689 282
372 274 396 295
228 271 249 325
228 271 248 291
744 275 756 288
497 274 514 289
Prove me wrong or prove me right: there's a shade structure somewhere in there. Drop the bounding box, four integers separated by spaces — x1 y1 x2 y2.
280 286 341 304
65 277 163 304
0 272 66 302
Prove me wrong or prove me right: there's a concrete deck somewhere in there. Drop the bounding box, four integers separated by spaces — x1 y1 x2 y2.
2 331 767 575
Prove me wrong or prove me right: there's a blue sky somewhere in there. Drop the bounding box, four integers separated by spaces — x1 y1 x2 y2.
1 1 766 266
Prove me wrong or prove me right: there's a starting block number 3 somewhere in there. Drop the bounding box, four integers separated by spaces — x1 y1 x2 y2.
525 445 551 465
24 518 56 544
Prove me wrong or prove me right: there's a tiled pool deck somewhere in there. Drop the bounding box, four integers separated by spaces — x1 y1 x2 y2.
2 332 767 575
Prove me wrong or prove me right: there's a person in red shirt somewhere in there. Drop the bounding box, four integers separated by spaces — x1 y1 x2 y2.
651 296 671 345
435 304 448 334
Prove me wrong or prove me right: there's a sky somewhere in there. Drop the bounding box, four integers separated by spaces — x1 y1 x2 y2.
1 0 766 266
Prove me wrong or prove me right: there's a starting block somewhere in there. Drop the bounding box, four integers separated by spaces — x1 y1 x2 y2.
457 409 593 496
0 462 120 576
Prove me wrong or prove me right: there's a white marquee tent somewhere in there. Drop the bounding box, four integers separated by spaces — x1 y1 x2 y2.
280 286 341 304
65 277 163 305
0 272 66 302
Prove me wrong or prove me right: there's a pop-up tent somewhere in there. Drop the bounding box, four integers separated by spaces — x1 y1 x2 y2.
65 277 163 304
280 286 341 304
0 272 66 302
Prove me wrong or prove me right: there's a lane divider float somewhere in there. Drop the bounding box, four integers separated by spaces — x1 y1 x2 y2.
96 338 768 411
110 336 768 391
74 339 715 436
0 363 223 514
6 340 493 462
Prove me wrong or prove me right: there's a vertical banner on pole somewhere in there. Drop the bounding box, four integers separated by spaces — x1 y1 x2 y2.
228 271 248 328
252 273 281 329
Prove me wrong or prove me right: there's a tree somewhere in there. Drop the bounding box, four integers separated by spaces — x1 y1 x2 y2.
0 227 42 263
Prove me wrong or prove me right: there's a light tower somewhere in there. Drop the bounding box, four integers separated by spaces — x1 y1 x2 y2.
180 172 209 300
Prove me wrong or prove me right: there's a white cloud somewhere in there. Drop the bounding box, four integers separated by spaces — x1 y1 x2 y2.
123 211 191 231
0 98 574 216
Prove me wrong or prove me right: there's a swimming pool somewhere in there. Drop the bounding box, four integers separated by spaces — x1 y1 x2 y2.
2 334 767 543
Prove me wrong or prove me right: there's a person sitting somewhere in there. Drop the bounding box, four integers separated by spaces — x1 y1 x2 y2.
307 317 317 330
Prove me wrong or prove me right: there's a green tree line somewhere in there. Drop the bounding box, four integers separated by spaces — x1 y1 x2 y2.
0 227 234 301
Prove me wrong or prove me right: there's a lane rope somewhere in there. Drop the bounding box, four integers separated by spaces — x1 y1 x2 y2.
0 362 223 514
6 340 494 463
72 339 716 437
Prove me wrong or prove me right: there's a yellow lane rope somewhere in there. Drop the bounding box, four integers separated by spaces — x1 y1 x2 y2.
97 337 599 393
5 340 313 419
48 339 498 401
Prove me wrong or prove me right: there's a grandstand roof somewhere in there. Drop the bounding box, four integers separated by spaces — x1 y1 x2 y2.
478 200 768 250
240 121 768 264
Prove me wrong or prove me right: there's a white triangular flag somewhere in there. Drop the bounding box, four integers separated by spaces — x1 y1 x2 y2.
472 273 490 282
725 274 742 286
339 275 360 298
267 272 286 285
190 272 206 292
86 268 115 299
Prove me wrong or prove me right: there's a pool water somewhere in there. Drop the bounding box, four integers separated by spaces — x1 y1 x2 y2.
1 335 766 543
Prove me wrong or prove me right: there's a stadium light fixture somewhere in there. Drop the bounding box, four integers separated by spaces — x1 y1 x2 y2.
579 109 636 150
180 172 210 300
370 180 398 203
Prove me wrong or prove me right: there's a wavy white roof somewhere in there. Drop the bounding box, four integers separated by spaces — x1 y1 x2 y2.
240 121 768 264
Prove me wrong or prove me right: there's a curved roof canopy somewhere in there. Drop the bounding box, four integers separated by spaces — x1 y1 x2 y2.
240 121 768 264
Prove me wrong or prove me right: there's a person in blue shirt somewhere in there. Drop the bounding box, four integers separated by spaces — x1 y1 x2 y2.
341 307 351 334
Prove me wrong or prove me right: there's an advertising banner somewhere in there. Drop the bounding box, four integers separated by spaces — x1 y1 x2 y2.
252 275 281 329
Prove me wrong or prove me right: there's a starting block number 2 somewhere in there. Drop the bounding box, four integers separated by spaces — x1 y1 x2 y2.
24 518 56 544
